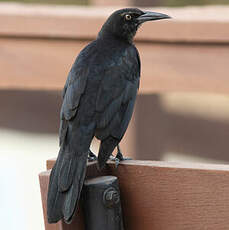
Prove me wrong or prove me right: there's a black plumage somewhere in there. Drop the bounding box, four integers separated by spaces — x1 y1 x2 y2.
47 8 170 224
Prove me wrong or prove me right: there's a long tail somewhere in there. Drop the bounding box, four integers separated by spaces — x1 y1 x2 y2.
47 148 88 223
47 122 94 223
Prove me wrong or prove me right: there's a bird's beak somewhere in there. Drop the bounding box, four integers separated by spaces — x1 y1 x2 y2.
137 11 171 23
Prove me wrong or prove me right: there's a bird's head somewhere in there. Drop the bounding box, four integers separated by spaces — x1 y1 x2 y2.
98 8 170 43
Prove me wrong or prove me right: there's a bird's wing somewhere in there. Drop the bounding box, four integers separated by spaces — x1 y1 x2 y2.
95 46 140 141
48 53 92 223
59 65 88 146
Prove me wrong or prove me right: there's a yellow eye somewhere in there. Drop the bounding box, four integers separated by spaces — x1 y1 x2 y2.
125 14 132 21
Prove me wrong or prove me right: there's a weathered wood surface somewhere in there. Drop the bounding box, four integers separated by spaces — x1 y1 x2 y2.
1 38 229 94
39 170 62 230
1 4 229 42
40 159 229 230
1 4 229 93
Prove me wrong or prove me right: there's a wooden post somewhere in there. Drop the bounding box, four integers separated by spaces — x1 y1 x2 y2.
82 176 124 230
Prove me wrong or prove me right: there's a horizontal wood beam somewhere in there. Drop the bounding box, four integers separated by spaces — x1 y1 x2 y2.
1 4 229 43
1 38 229 94
40 159 229 230
1 4 229 93
46 157 229 171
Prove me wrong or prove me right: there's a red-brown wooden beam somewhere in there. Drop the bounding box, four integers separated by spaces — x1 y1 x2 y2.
1 5 229 94
40 159 229 230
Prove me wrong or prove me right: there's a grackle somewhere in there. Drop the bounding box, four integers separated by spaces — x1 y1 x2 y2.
47 8 170 224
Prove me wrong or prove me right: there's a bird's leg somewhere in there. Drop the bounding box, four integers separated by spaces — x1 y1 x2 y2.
110 145 132 168
116 145 124 161
88 149 97 162
116 145 132 160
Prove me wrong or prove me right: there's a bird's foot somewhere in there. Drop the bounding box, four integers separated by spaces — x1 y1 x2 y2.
109 148 132 168
116 145 132 161
88 150 97 162
109 155 121 168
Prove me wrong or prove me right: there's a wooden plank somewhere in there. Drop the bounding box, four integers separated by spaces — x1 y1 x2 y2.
47 158 57 170
39 171 62 230
138 43 229 94
1 4 229 42
40 159 229 230
1 38 229 94
1 5 229 93
0 38 87 91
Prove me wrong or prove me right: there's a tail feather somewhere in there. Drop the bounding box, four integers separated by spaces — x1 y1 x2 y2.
63 156 87 222
47 149 88 223
47 153 64 223
58 153 75 192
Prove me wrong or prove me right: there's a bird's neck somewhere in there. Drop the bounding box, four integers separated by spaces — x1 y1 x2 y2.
97 28 134 45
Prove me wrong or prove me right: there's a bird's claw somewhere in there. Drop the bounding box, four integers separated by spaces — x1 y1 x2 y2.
116 147 132 162
115 158 121 168
109 153 132 168
88 150 97 162
109 155 121 168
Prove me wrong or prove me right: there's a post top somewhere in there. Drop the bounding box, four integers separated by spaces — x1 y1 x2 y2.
84 176 117 186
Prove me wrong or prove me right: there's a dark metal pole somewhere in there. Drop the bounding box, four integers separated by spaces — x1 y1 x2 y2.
82 176 124 230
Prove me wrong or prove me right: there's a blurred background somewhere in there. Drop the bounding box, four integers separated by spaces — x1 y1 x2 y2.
0 0 229 230
1 0 229 6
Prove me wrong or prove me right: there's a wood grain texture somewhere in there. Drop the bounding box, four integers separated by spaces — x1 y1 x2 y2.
1 4 229 42
39 171 62 230
1 5 229 93
1 38 229 94
40 159 229 230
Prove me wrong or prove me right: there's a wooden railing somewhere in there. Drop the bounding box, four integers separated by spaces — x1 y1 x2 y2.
39 158 229 230
1 4 229 93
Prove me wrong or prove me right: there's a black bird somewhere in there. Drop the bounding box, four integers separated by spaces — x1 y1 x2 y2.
47 8 170 224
